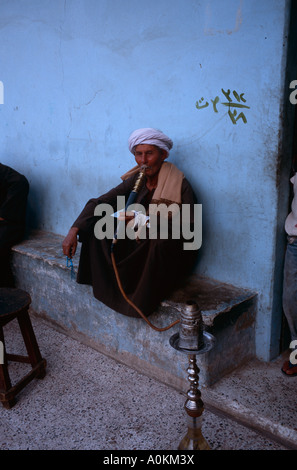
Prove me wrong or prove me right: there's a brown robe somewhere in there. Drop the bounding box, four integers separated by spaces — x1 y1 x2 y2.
0 163 29 287
73 173 198 318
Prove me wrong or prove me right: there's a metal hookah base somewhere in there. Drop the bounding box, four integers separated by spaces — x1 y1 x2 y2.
178 415 210 451
170 331 215 451
169 331 215 355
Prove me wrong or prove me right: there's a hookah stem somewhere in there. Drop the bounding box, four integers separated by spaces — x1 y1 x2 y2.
112 192 137 245
112 166 147 246
111 166 180 333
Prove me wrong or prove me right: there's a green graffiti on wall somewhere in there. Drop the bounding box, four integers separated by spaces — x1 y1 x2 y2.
196 89 250 124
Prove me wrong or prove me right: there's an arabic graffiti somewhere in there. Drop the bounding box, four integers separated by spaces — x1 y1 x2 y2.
196 88 250 124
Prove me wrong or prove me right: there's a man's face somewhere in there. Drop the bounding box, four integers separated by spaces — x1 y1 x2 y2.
134 144 166 179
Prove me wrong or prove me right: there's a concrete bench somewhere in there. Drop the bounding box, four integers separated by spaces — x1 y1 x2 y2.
11 230 257 388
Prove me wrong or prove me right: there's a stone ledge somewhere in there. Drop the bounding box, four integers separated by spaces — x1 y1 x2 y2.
161 275 256 328
11 230 257 388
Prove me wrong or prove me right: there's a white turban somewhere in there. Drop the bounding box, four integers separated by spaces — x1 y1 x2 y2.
128 128 173 156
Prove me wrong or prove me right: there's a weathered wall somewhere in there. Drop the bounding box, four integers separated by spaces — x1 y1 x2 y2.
0 0 294 360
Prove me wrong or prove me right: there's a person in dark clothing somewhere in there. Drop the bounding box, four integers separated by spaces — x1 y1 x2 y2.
62 128 199 319
0 163 29 287
282 156 297 376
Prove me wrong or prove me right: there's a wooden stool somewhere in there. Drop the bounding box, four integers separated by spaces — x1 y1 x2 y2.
0 288 46 409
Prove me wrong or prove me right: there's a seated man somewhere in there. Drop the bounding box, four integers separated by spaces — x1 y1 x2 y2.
282 157 297 376
0 163 29 287
62 128 199 319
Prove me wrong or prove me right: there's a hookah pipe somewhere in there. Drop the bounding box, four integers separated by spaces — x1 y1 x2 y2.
111 165 148 249
110 165 180 332
110 168 214 452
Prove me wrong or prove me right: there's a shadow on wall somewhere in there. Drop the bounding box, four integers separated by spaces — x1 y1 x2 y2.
25 184 43 234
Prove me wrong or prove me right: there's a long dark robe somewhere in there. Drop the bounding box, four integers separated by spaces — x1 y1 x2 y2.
0 163 29 287
73 173 198 318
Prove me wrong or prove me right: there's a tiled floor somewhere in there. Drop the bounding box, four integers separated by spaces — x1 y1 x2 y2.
1 315 295 451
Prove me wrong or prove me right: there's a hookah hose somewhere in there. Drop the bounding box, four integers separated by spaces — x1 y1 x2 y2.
110 167 180 332
111 252 180 332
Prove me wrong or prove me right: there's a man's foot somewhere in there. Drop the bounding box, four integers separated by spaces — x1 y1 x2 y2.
281 360 297 376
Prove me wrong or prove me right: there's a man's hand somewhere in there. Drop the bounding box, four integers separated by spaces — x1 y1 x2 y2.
62 227 79 258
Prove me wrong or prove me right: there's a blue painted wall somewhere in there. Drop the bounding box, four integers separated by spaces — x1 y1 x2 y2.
0 0 294 360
